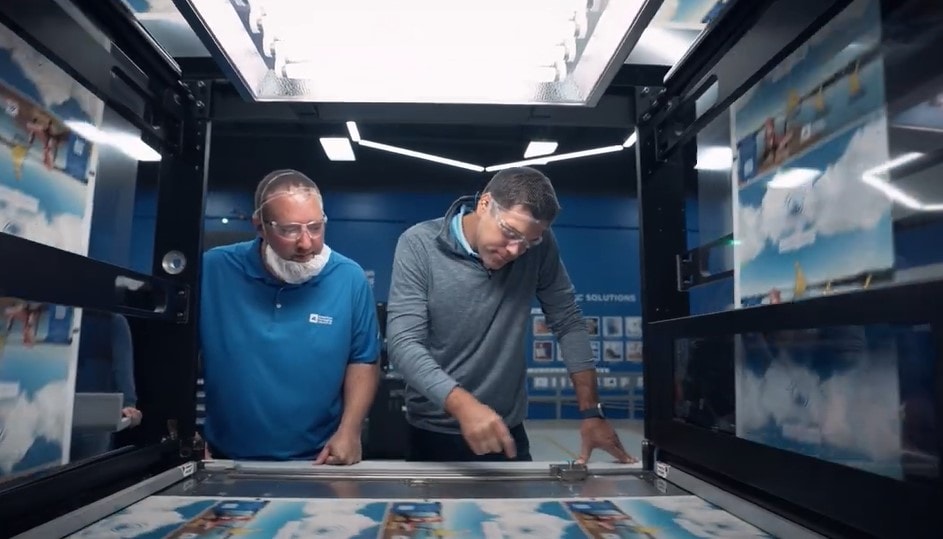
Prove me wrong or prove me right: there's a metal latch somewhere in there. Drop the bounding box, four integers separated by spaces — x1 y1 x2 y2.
550 461 588 481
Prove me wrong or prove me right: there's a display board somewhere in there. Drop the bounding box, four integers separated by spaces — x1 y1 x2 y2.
526 228 643 420
68 494 770 538
0 22 103 479
731 0 893 308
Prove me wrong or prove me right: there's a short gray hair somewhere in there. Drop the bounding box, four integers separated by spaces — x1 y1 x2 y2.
482 167 560 223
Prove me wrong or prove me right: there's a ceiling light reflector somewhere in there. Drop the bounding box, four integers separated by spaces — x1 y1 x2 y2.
320 137 356 161
524 141 558 158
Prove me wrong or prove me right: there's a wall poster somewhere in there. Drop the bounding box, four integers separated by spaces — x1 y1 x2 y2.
0 22 103 480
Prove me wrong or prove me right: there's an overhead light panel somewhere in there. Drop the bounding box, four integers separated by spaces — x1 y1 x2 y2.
622 132 637 147
177 0 658 105
358 139 485 172
524 141 558 158
486 145 624 172
319 137 356 161
346 121 361 142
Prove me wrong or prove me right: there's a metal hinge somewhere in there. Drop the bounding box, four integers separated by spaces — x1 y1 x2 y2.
655 461 669 479
550 461 588 481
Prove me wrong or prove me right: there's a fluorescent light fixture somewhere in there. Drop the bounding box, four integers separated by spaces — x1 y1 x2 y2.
695 146 733 171
346 121 361 143
486 145 624 172
178 0 657 105
622 132 637 147
319 137 356 161
768 168 821 189
358 139 485 172
65 120 161 161
524 141 558 158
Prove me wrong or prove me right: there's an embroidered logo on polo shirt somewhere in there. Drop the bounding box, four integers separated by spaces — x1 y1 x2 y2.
309 313 333 325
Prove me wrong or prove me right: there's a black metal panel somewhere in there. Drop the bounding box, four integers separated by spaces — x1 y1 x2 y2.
69 0 182 92
128 80 211 453
0 0 190 152
645 280 943 538
654 422 939 539
209 83 639 128
649 0 852 160
649 278 943 337
0 442 178 538
0 234 186 320
635 87 693 450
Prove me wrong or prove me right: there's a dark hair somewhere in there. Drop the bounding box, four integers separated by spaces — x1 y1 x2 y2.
482 167 561 222
253 168 321 220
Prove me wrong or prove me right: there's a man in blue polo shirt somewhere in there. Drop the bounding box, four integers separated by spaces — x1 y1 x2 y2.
200 169 380 464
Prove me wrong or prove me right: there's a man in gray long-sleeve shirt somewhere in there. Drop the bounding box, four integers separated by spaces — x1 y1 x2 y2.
387 167 635 463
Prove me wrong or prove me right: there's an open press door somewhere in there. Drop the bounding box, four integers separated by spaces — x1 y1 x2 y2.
637 0 942 537
0 0 209 535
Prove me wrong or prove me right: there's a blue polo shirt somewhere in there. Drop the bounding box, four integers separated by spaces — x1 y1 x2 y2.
199 239 380 460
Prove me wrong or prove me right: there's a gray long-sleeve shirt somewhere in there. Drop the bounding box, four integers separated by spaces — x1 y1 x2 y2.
386 195 595 434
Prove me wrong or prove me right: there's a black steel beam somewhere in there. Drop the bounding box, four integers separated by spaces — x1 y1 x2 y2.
649 278 943 336
209 84 638 128
127 80 211 451
635 86 693 457
0 0 190 153
0 234 187 320
0 442 179 537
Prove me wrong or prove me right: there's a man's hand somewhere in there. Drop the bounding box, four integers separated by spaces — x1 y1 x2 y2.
446 389 516 458
121 406 142 428
314 427 362 466
457 402 517 458
576 418 637 464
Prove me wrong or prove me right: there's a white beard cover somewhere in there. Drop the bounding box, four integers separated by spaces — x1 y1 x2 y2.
263 243 332 284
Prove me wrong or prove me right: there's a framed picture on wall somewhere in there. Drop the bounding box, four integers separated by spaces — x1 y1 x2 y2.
603 316 623 337
603 341 623 361
532 315 552 337
533 341 554 362
624 316 642 338
590 341 601 362
584 316 600 336
626 341 643 363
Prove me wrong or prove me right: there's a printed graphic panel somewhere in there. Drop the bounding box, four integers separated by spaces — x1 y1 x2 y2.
0 20 103 479
69 495 772 539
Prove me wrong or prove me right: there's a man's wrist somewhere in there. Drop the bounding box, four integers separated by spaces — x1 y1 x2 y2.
337 417 364 435
579 402 605 419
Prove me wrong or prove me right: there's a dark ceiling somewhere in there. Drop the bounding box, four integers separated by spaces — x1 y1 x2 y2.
207 121 638 197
